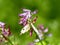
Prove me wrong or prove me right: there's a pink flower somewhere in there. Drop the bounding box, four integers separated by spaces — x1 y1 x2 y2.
0 22 11 37
19 9 31 18
19 18 28 26
19 9 32 26
19 9 38 26
19 13 27 17
39 24 44 30
2 28 10 37
39 24 48 33
37 24 48 40
44 27 48 33
19 9 49 44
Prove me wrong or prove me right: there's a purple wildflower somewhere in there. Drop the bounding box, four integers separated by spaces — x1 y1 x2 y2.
19 13 27 17
0 22 11 37
39 24 48 33
39 24 44 30
2 29 9 37
44 27 48 33
2 26 11 37
19 9 50 45
19 9 37 26
19 9 31 26
36 24 48 40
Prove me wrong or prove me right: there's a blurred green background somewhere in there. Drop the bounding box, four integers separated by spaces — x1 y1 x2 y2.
0 0 60 45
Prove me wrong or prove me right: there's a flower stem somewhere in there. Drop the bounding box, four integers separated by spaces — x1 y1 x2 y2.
31 23 44 45
2 34 13 45
31 23 41 40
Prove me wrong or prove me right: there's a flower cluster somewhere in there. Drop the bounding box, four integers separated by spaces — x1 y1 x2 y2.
28 25 49 45
0 22 11 43
19 9 37 26
19 9 49 45
0 8 51 45
37 24 48 40
19 9 37 35
19 9 31 26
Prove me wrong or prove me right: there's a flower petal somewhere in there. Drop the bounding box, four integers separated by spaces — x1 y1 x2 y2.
23 9 31 12
31 10 38 15
39 24 44 30
19 13 27 17
0 22 5 28
44 28 48 33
